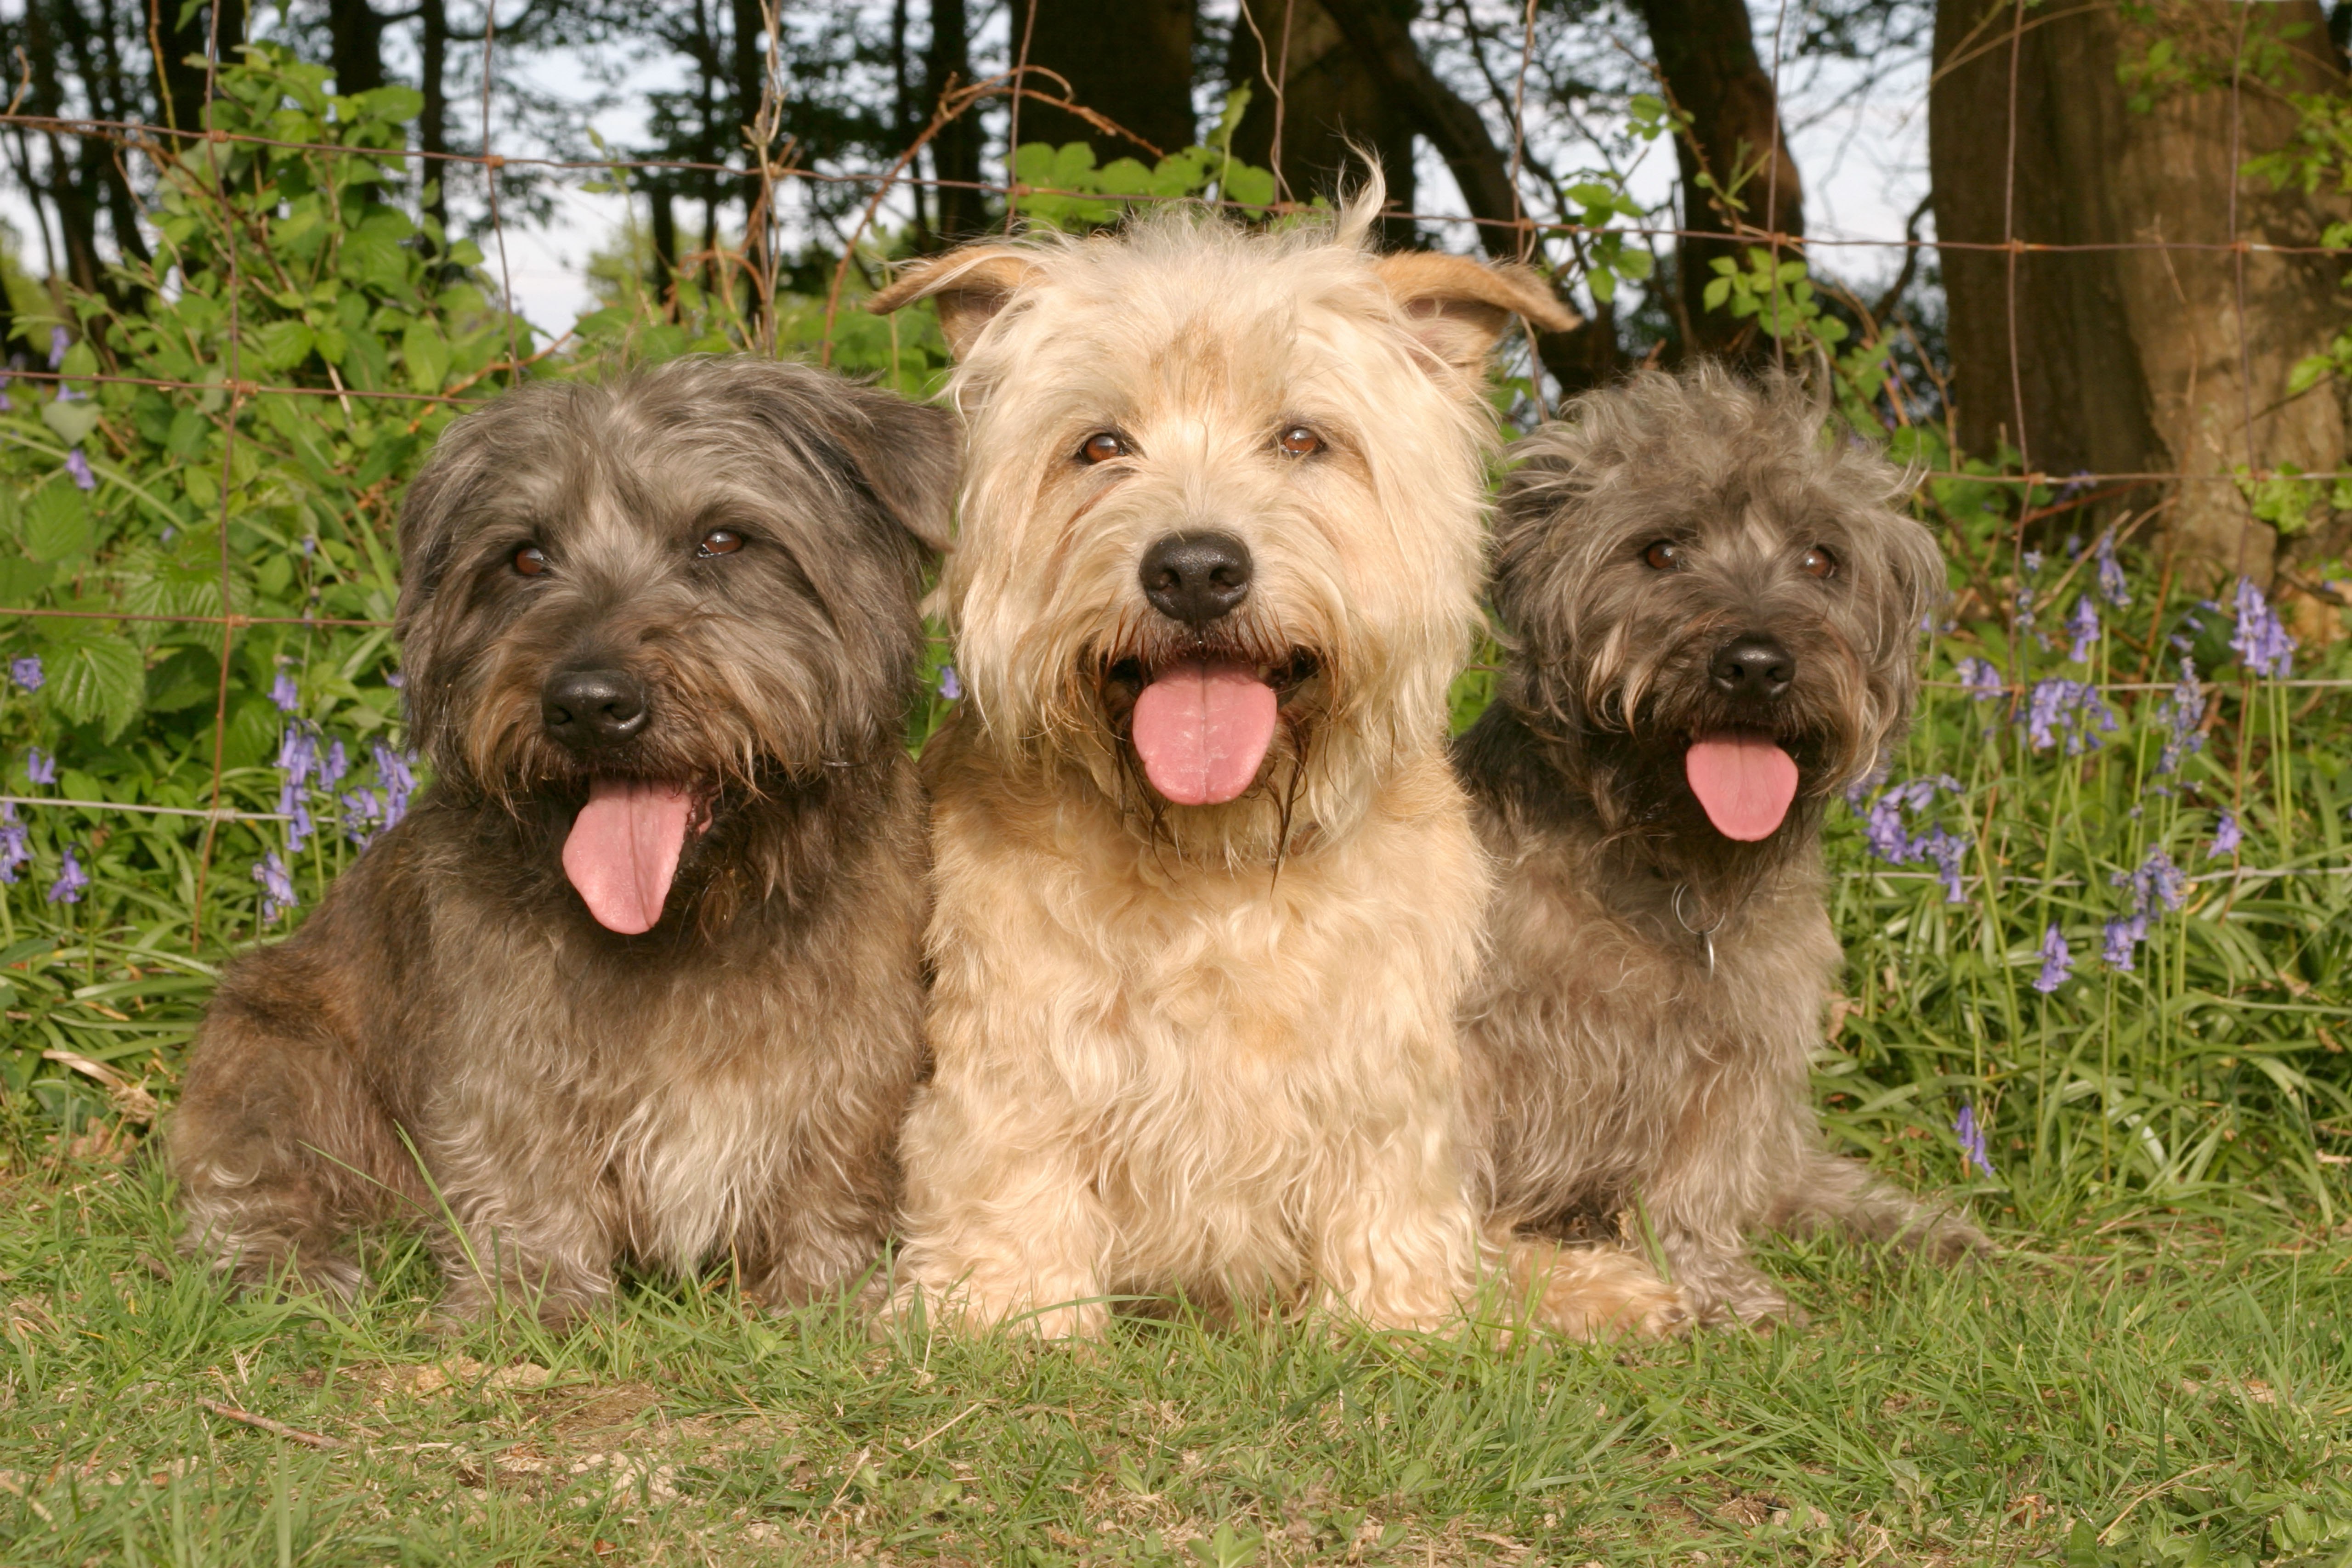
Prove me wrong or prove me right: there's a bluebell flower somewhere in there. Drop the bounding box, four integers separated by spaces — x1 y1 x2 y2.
269 672 300 713
46 326 68 370
340 787 384 847
385 670 405 690
0 369 12 411
320 739 348 790
2095 531 2131 607
372 743 416 830
2023 549 2044 574
2229 577 2295 678
2103 915 2146 972
1954 1103 1993 1177
25 747 55 785
2034 923 2070 993
2156 659 2205 776
46 844 86 904
1955 657 2004 700
1864 796 1910 862
253 850 298 922
1919 827 1969 903
2022 678 2118 754
938 664 961 701
2066 595 2099 664
63 448 93 491
2209 810 2241 858
0 803 27 884
1856 776 1969 901
10 656 41 693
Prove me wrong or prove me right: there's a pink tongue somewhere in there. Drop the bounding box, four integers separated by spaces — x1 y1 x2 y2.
1129 659 1279 806
1684 735 1800 841
561 778 696 934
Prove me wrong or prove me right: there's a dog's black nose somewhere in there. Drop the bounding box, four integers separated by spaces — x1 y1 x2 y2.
1709 634 1795 700
542 668 649 749
1139 531 1253 627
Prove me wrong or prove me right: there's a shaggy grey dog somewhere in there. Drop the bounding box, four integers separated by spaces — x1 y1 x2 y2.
170 356 952 1325
1455 364 1986 1325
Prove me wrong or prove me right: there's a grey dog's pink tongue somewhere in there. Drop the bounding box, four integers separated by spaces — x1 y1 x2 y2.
562 778 695 934
1684 734 1799 841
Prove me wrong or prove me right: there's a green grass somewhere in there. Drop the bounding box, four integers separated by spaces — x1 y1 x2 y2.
0 1159 2347 1565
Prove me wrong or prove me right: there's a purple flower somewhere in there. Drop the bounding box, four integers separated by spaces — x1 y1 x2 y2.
1857 776 1970 900
2095 532 2131 607
384 671 405 690
1954 1103 1993 1177
320 738 348 790
2023 549 2044 574
2057 470 2095 500
372 743 416 831
25 747 55 785
0 803 27 884
1920 828 1969 903
46 326 68 370
269 672 300 713
63 448 93 491
340 787 384 847
2156 660 2205 776
2066 595 2100 664
2229 577 2295 679
2034 923 2070 993
253 849 298 922
1955 657 2004 700
46 843 86 904
2103 847 2188 971
2022 678 2118 754
2209 810 2241 859
10 656 42 693
2103 915 2146 971
938 664 961 701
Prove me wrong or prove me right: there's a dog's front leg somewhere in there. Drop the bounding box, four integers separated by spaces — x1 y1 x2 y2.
1306 1120 1485 1335
891 1078 1112 1340
425 1129 619 1330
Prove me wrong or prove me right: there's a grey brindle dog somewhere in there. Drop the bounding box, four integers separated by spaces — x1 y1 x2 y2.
170 356 952 1325
1456 365 1985 1325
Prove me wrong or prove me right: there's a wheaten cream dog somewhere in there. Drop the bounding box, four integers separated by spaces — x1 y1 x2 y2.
870 184 1686 1340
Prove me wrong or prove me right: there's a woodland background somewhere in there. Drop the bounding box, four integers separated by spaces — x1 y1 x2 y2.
0 1 2346 1561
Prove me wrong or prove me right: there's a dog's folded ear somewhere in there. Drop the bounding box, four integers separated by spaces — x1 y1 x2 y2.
826 384 960 555
867 248 1040 359
1372 254 1580 378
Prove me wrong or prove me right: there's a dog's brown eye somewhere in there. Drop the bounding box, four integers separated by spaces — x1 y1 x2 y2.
1079 431 1128 464
1643 540 1682 571
1801 545 1836 578
1277 425 1321 458
514 546 548 577
697 529 744 558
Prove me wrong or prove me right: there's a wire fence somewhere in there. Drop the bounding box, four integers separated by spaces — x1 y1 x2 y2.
0 0 2346 961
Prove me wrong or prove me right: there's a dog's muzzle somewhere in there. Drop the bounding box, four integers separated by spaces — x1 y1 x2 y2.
542 668 650 752
1139 531 1252 628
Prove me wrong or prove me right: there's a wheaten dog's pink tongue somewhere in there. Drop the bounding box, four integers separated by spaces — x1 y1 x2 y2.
562 778 695 934
1130 659 1278 806
1684 734 1800 841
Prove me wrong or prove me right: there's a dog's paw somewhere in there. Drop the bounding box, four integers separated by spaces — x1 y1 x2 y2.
1505 1240 1692 1342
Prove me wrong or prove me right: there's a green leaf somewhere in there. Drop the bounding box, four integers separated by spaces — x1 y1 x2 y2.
23 482 94 562
40 397 102 449
44 630 145 739
1222 163 1276 209
402 320 451 393
1702 276 1733 311
252 319 315 372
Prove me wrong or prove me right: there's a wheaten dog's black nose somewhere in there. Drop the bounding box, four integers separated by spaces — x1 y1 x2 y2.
1139 531 1253 626
543 669 648 748
1710 634 1794 700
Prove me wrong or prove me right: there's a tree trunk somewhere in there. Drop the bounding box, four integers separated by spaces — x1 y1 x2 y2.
418 0 448 236
1930 0 2351 580
1633 0 1803 362
326 0 387 97
925 0 986 240
1012 0 1194 161
151 0 246 133
1224 0 1415 241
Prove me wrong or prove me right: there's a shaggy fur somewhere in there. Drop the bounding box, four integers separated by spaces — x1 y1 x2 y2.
1456 364 1987 1325
867 184 1685 1341
170 357 952 1325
